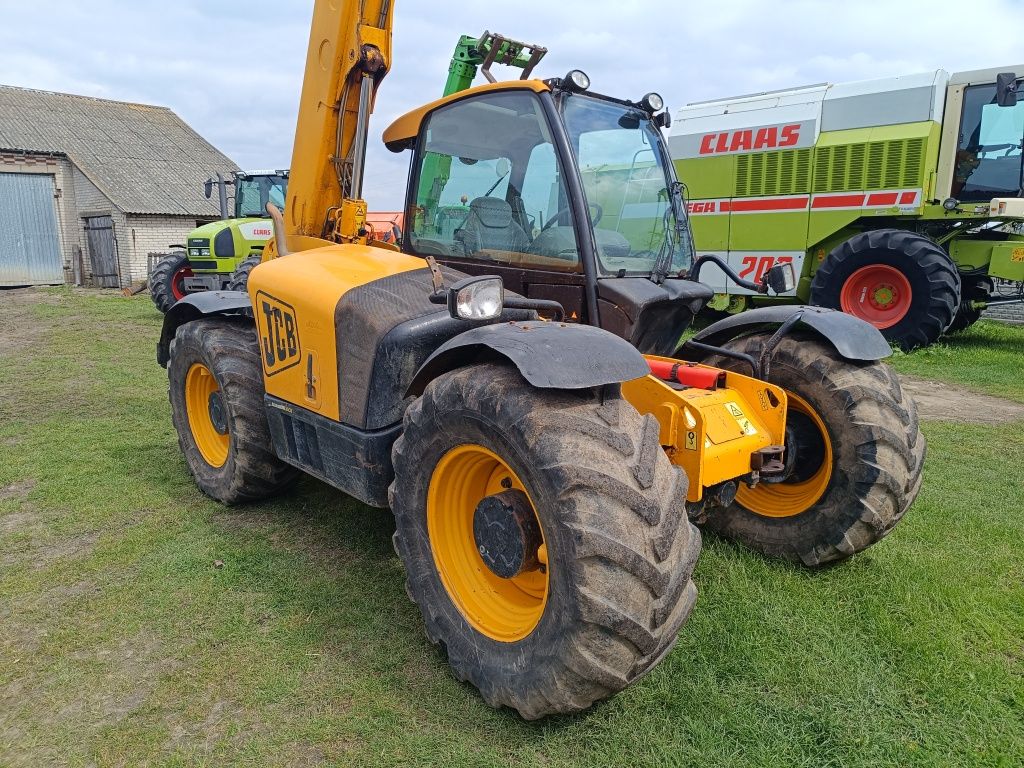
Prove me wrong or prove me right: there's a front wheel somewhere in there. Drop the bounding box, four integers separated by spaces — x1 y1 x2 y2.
389 364 700 719
150 252 192 313
810 229 960 350
227 254 263 293
703 332 925 566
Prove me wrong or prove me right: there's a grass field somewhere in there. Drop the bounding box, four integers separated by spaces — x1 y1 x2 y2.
1 288 1022 767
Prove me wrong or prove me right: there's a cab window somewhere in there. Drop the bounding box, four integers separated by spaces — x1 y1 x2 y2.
956 84 1024 201
408 91 580 272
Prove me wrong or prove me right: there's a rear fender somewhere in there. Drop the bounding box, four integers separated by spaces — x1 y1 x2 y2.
407 320 650 396
156 291 252 367
685 305 892 362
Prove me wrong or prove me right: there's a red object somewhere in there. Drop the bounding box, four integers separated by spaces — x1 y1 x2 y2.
648 359 723 389
171 266 193 300
840 264 913 329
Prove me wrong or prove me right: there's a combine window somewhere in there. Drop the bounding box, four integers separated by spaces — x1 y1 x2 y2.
956 84 1024 201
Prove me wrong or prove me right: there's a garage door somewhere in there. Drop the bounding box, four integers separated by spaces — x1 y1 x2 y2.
0 173 64 286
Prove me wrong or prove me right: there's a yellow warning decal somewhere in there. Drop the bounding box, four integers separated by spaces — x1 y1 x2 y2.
725 402 758 436
685 430 698 451
1012 247 1024 263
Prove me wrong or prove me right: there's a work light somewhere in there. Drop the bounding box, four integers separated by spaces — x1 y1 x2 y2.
641 93 665 112
565 69 591 92
448 276 504 321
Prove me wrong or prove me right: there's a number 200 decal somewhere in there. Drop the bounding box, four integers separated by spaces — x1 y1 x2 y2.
255 291 301 376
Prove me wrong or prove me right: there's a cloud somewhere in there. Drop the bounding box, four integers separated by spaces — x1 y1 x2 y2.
3 0 1024 209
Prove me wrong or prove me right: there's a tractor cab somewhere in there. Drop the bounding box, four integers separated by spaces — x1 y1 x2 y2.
385 76 722 356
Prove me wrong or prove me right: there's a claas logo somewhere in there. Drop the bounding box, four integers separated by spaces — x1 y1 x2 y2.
255 291 301 375
699 124 801 155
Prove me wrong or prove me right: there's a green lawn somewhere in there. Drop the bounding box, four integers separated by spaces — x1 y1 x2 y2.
1 289 1022 767
887 320 1024 403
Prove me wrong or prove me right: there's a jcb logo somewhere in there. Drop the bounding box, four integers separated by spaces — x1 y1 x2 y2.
255 291 301 376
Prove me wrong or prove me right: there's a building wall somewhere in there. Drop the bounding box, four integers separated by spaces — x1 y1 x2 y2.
0 151 81 282
123 214 205 283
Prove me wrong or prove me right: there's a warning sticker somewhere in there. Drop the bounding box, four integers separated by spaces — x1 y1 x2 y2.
1013 248 1024 263
725 402 758 436
685 430 698 451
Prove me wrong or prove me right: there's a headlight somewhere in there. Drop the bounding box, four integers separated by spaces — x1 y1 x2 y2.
201 248 211 256
447 276 504 320
565 69 590 92
641 92 665 112
942 197 959 211
189 248 201 257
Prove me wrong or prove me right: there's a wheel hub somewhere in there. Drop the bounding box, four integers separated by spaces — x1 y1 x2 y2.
207 391 228 435
869 283 897 309
473 490 542 579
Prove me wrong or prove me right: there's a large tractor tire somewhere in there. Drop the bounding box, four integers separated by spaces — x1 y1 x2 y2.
702 332 925 567
167 318 298 504
810 229 960 350
150 252 193 314
390 363 700 719
227 254 263 293
947 274 993 334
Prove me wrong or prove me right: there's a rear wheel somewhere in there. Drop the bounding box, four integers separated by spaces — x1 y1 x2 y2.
227 254 263 293
390 364 700 719
168 318 298 504
810 229 960 350
947 274 993 333
702 332 925 566
150 252 192 313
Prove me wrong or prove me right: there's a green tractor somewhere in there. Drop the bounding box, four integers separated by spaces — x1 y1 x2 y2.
670 66 1024 349
149 170 288 313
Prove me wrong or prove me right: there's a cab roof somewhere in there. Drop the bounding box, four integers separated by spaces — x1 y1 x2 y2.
382 79 550 152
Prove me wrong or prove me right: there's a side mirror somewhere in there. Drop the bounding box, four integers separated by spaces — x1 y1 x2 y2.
204 178 214 199
764 262 796 295
447 276 504 320
654 111 672 129
997 72 1018 107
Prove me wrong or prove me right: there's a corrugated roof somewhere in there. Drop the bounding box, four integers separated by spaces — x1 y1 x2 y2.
0 84 239 216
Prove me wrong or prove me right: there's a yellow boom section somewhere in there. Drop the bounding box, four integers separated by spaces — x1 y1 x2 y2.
282 0 394 252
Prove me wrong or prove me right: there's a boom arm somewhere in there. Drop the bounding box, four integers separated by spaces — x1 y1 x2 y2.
280 0 394 252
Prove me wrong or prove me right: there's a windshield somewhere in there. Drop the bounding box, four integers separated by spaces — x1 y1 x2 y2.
234 174 288 219
956 84 1024 201
561 94 693 276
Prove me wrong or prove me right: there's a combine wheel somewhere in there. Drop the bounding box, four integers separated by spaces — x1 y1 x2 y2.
150 252 193 314
703 333 925 566
167 318 298 504
227 255 263 293
947 274 993 333
810 229 960 350
389 363 700 719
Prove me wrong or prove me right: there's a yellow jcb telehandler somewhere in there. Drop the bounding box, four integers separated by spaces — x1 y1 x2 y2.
157 0 924 718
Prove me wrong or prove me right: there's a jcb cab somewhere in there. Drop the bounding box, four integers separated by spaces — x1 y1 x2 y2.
158 0 923 719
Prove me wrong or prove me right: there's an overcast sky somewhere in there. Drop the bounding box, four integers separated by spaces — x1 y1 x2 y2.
3 0 1024 209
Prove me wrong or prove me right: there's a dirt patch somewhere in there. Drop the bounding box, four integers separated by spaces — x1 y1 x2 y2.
0 288 61 357
899 375 1024 424
0 479 36 502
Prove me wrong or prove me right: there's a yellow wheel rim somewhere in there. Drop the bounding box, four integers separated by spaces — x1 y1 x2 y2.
427 444 548 642
735 392 833 518
185 363 230 468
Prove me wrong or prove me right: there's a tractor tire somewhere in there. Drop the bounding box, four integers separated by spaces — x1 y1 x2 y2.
947 275 994 334
810 229 960 350
167 318 298 504
701 332 925 567
227 254 263 293
389 363 700 719
150 251 192 314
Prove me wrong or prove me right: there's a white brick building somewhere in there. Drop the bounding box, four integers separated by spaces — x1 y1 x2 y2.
0 85 237 288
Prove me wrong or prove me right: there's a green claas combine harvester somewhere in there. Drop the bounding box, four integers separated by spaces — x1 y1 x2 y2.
149 170 289 312
670 66 1024 349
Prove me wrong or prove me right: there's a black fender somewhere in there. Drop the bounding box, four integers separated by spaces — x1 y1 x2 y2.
407 320 650 396
686 305 892 362
156 291 252 367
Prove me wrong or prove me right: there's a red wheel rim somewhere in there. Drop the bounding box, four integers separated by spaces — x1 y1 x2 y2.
839 265 912 329
171 267 193 300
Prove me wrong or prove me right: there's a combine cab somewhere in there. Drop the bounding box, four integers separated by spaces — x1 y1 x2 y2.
671 67 1024 348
